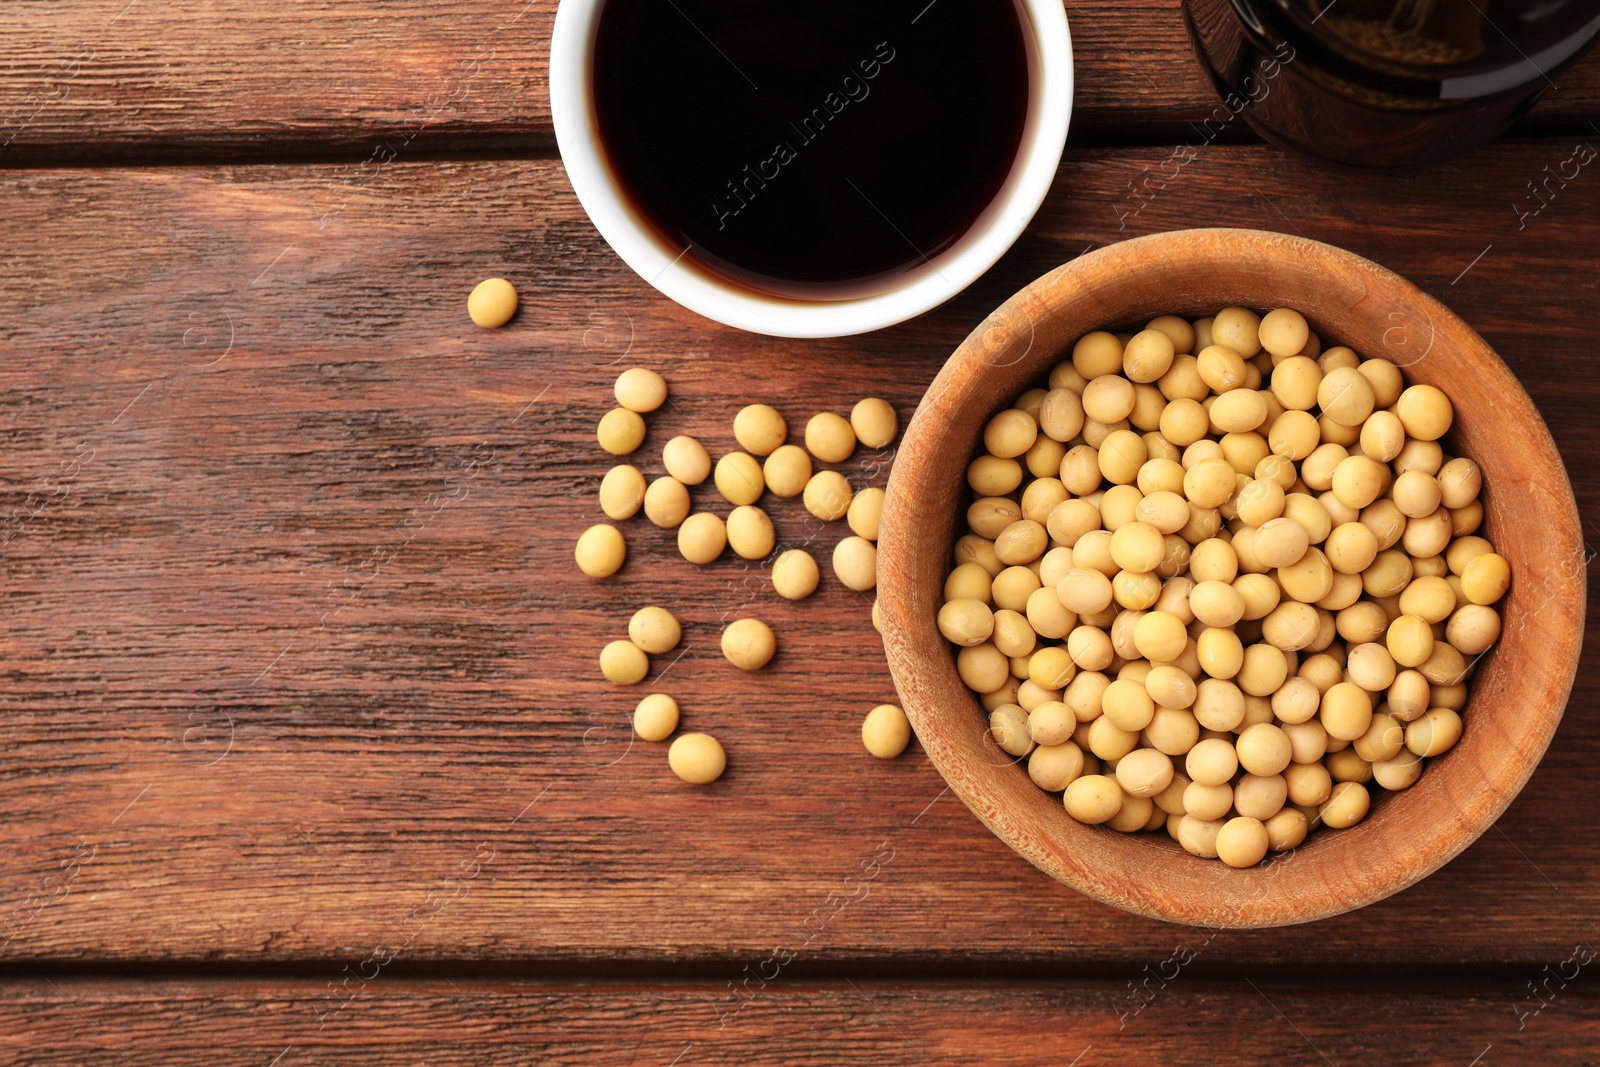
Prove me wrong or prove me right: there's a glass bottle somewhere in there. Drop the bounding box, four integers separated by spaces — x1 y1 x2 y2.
1182 0 1600 166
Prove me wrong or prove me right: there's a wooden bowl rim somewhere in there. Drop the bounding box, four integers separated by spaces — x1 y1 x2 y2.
879 227 1585 928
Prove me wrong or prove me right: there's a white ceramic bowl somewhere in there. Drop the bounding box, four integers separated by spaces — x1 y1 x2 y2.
550 0 1073 338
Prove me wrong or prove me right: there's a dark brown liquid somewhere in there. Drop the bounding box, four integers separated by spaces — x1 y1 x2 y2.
593 0 1031 299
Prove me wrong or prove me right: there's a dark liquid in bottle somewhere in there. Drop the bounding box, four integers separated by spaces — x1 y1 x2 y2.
1184 0 1600 167
592 0 1031 299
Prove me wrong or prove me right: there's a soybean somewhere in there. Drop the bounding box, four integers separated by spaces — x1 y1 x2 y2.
772 549 821 601
833 536 879 592
628 606 681 654
598 408 647 455
721 618 776 670
615 368 668 413
862 704 912 758
600 640 648 685
467 277 517 327
851 398 899 448
663 436 712 485
726 506 776 560
733 404 787 455
634 693 680 741
599 465 647 520
669 733 726 784
848 487 885 541
806 411 857 463
804 470 853 521
678 512 726 565
714 452 765 506
763 445 813 497
576 524 626 578
644 477 691 528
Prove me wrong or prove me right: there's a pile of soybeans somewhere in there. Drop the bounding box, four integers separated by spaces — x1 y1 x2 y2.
936 307 1509 868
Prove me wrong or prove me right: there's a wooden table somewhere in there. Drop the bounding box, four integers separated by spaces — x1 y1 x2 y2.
3 2 1598 1063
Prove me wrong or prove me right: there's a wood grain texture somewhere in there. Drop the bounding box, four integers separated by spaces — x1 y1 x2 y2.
6 977 1600 1065
0 0 1597 161
0 142 1597 968
879 228 1583 928
0 0 550 162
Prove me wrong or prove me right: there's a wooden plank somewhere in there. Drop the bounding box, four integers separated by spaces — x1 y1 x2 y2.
0 1 1597 160
0 143 1597 968
5 977 1600 1064
0 0 550 162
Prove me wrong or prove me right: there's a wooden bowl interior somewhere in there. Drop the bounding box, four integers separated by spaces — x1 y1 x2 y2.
880 229 1584 928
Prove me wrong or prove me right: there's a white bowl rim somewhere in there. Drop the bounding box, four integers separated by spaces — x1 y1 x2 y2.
549 0 1074 338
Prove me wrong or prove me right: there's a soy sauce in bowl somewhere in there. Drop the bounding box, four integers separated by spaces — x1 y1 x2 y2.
592 0 1031 300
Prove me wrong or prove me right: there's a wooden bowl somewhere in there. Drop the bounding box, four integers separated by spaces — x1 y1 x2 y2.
879 228 1584 927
